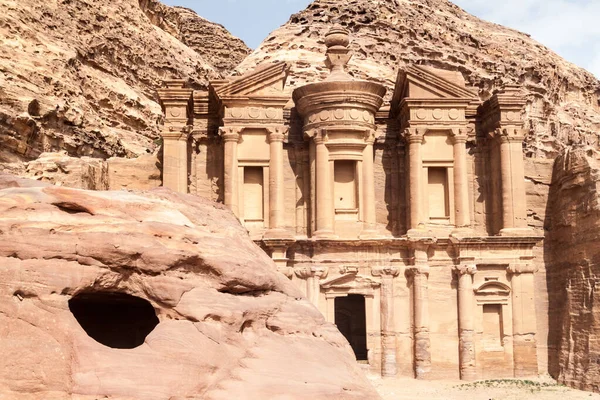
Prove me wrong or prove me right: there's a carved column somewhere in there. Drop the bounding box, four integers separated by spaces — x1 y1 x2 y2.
406 128 425 231
314 131 336 238
373 266 400 377
408 241 432 379
222 127 240 218
266 127 287 237
157 80 193 194
451 129 471 228
361 130 379 238
508 263 538 377
454 264 477 380
498 131 515 232
295 266 329 308
161 131 189 193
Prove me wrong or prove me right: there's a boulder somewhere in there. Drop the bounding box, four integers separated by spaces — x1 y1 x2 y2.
0 174 379 400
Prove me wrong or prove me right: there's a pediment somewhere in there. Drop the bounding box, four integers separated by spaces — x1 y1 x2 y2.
211 62 289 101
393 65 477 103
321 273 380 290
474 281 511 296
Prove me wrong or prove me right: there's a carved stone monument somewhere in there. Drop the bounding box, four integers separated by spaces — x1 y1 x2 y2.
158 25 542 381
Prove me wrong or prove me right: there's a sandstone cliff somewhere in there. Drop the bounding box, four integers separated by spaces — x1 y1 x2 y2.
545 147 600 392
0 0 248 170
0 174 379 400
237 0 600 158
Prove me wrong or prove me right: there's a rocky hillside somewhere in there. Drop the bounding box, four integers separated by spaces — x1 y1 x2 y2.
237 0 600 158
0 0 249 171
139 0 250 73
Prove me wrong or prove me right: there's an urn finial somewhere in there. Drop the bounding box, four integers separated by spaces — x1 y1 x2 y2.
324 25 352 80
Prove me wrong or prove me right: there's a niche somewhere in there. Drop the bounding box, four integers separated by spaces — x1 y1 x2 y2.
482 303 504 349
69 292 159 349
243 167 264 222
427 167 449 220
334 160 358 213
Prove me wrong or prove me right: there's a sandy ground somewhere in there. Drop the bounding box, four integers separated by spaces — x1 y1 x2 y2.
369 375 600 400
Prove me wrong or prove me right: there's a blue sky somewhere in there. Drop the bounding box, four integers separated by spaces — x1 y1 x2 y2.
162 0 600 78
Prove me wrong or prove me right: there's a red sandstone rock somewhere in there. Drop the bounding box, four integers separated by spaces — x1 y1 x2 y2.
545 146 600 393
0 174 379 399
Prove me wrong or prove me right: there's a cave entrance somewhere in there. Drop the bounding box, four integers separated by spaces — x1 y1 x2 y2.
69 292 159 349
335 294 368 360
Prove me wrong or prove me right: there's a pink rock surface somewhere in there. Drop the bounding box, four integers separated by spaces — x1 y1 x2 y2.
0 174 379 400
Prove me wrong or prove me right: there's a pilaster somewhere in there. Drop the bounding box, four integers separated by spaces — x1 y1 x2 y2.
508 263 538 377
372 266 400 377
453 263 477 380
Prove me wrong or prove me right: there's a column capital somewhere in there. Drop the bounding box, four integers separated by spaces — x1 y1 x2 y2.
406 265 430 278
267 126 289 143
294 266 329 280
507 263 537 275
364 129 377 145
453 264 477 276
450 128 469 144
403 127 425 144
219 126 242 142
372 266 400 278
306 129 329 144
494 127 526 143
161 130 190 141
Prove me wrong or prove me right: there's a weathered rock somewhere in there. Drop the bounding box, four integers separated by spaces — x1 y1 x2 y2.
0 0 247 166
545 146 600 393
0 174 379 400
139 0 250 74
237 0 600 159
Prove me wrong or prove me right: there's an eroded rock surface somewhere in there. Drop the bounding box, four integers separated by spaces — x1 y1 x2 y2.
0 0 248 167
0 174 378 400
237 0 600 158
546 147 600 392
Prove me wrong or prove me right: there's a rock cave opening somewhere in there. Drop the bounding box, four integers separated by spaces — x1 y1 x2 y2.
335 294 368 361
68 292 159 349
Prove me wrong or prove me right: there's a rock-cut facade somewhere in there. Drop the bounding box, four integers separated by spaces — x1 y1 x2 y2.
158 26 542 380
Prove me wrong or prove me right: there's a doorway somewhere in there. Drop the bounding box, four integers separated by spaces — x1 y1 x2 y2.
335 294 368 360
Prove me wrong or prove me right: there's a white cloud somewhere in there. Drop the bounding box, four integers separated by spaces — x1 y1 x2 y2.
453 0 600 78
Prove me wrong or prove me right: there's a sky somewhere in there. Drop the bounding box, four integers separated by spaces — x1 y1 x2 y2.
162 0 600 78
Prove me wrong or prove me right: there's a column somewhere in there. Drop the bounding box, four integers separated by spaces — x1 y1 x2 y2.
157 81 193 194
408 241 432 379
361 130 379 238
497 128 529 234
295 266 329 308
451 129 471 229
161 131 189 193
265 127 288 238
373 267 400 377
222 127 240 218
498 131 514 231
314 131 336 238
406 128 425 231
295 144 306 236
454 264 477 381
508 264 538 377
509 130 528 229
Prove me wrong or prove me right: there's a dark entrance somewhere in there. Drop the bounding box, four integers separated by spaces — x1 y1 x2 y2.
335 294 368 360
69 292 159 349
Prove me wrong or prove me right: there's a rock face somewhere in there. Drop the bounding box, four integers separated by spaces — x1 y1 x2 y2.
0 0 248 167
545 147 600 392
139 0 250 74
237 0 600 159
0 174 379 400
